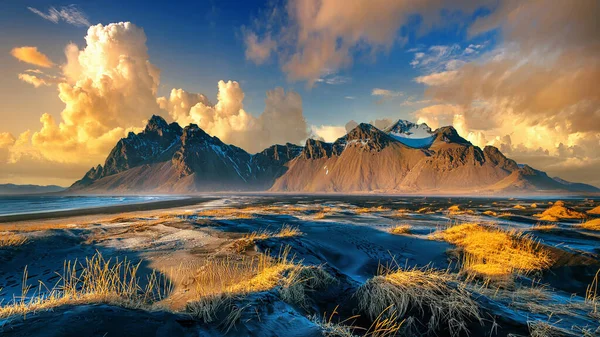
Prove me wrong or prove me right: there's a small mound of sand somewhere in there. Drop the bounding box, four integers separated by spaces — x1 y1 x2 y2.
534 201 586 221
587 205 600 215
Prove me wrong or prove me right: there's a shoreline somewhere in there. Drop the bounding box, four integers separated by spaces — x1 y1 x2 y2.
0 197 215 224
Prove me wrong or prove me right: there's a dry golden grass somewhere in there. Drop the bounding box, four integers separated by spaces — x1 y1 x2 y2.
196 208 254 219
389 225 411 235
430 223 552 283
531 203 538 208
0 233 28 247
586 269 598 315
0 252 170 318
530 223 558 231
1 222 84 232
513 204 527 210
483 210 497 216
187 246 334 323
587 205 600 215
534 200 586 221
354 206 391 214
355 265 480 337
577 218 600 231
416 207 431 214
447 205 475 215
232 224 302 253
527 319 570 337
311 305 402 337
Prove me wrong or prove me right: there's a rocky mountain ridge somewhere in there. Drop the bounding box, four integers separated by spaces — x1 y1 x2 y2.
69 115 599 194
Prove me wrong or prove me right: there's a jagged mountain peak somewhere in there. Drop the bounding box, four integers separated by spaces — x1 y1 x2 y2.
385 119 432 135
432 126 471 146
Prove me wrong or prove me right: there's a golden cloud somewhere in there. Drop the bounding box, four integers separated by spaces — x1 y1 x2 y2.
11 46 54 68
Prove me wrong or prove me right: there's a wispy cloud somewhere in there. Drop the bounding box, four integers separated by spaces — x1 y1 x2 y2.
28 5 90 27
371 88 403 104
344 96 355 100
316 75 351 85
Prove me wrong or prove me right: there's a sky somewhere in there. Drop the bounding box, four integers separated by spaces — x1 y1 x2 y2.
0 0 598 187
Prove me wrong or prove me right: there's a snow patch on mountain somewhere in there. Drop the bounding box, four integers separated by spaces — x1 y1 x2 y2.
384 120 435 148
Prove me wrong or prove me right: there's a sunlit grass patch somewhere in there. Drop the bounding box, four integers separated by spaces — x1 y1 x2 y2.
187 246 334 323
196 208 254 219
232 224 302 253
354 206 391 214
577 218 600 231
483 210 497 216
0 252 170 319
513 204 527 210
355 265 480 337
430 223 552 283
0 232 28 247
534 200 586 221
389 225 411 235
447 205 475 215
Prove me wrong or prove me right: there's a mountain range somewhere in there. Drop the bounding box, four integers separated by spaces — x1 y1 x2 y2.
68 115 599 194
0 184 66 195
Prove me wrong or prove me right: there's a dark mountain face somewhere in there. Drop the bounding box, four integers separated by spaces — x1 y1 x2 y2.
70 116 302 192
69 116 599 194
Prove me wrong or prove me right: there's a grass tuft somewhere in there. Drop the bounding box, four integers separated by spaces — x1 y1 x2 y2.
577 218 600 231
355 265 480 337
0 252 170 318
430 223 552 283
0 233 28 247
389 225 411 235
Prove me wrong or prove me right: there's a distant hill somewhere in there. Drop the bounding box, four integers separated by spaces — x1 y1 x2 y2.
67 115 600 195
0 184 65 195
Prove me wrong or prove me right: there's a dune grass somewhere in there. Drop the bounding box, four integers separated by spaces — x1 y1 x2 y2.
0 252 170 319
483 210 497 216
534 200 586 221
430 223 552 283
311 305 402 337
448 205 475 215
232 224 301 253
187 246 334 323
196 208 254 219
577 218 600 231
389 225 411 235
355 265 480 337
354 206 391 214
0 233 28 247
530 223 558 231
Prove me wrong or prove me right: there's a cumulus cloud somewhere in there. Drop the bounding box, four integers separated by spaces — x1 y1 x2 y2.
310 125 346 142
4 21 312 176
28 5 90 27
163 81 309 153
8 23 162 164
11 46 54 68
245 0 489 85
